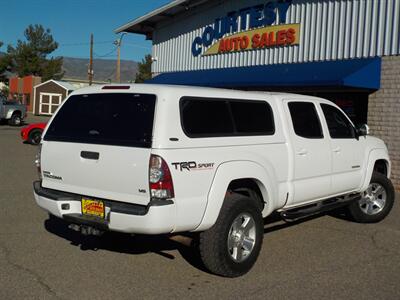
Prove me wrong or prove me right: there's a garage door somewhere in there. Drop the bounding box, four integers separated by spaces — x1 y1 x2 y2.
39 93 62 115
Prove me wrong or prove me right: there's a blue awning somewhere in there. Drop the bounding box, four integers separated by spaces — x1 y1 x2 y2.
148 58 381 90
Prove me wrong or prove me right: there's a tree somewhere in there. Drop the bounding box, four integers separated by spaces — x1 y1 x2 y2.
7 24 64 81
0 85 9 98
135 54 152 83
0 41 9 82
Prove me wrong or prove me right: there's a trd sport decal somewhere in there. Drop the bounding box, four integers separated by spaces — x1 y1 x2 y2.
172 162 215 171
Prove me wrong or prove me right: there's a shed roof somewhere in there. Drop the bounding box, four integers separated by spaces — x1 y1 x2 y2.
114 0 209 38
34 80 76 91
54 80 76 91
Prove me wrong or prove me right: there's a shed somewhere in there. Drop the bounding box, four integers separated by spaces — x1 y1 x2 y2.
33 80 75 115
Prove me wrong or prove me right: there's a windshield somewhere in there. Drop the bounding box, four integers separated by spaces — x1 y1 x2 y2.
44 93 156 148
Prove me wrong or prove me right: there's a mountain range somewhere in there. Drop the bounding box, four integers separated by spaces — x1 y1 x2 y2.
0 53 139 82
62 57 138 82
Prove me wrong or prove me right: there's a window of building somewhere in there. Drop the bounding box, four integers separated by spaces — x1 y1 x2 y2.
288 102 323 139
180 97 275 137
321 104 356 139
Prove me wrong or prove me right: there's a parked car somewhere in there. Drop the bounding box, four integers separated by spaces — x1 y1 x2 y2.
21 122 47 145
0 95 27 126
33 84 394 277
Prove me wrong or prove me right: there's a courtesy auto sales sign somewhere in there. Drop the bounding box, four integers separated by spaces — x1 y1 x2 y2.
204 23 300 56
191 0 300 56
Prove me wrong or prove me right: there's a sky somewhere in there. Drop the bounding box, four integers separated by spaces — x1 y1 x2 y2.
0 0 171 62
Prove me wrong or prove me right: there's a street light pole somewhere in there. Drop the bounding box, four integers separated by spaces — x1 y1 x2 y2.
115 33 127 83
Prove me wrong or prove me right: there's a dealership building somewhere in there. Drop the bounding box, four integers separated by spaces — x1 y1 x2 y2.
116 0 400 189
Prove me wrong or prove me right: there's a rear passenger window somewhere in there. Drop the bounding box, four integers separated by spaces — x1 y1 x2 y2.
288 102 323 139
180 97 275 137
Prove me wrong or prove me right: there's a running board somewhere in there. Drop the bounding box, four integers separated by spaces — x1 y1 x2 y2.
280 194 361 222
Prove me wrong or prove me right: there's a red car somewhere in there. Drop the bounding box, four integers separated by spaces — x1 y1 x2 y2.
20 122 47 145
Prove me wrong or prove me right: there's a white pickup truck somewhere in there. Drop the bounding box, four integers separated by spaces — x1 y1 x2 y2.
33 84 394 277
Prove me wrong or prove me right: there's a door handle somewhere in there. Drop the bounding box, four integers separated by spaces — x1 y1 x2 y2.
333 147 341 153
81 151 100 160
296 149 308 156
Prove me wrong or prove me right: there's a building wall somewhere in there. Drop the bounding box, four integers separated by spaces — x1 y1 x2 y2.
368 55 400 190
9 76 42 112
152 0 400 74
9 77 20 94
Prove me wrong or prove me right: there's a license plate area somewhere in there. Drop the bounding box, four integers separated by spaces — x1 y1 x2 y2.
81 198 105 218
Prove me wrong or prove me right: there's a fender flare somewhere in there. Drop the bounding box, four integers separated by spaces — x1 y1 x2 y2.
360 149 391 191
6 109 15 119
6 109 20 119
194 160 277 232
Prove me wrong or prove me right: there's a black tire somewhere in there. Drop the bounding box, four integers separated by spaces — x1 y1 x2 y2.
28 129 43 145
346 172 395 223
199 193 263 277
8 113 22 126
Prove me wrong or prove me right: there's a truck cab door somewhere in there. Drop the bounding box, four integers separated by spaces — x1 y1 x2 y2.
285 101 332 205
319 103 364 194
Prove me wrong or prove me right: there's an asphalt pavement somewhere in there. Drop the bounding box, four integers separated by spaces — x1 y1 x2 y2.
0 114 399 299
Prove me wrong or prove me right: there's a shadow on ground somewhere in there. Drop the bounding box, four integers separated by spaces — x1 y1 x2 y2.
263 209 352 234
44 209 352 273
44 216 209 273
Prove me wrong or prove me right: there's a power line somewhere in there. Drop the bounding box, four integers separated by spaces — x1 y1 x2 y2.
94 46 118 58
59 40 114 47
103 68 116 82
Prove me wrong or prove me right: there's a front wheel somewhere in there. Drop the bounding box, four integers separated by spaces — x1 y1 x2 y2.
9 113 22 126
346 172 395 223
28 129 43 145
199 194 263 277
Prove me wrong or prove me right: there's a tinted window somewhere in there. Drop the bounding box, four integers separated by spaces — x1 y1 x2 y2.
288 102 323 139
180 97 275 137
230 101 274 135
180 98 234 137
44 93 156 148
321 104 356 139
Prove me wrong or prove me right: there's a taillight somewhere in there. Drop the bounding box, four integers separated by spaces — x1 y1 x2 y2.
149 155 174 200
35 144 42 180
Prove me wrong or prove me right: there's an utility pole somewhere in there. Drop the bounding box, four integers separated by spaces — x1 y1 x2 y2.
88 33 94 85
115 33 126 83
116 40 121 83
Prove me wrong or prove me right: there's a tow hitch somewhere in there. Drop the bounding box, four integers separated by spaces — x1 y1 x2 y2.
68 224 104 236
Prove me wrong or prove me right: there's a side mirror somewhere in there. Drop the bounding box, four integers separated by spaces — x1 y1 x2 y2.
357 124 369 137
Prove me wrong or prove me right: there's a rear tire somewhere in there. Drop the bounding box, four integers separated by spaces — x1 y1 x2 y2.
9 113 22 126
199 194 263 277
346 172 395 223
28 129 43 145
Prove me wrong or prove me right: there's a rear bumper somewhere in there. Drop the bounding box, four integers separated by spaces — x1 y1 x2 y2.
33 181 176 234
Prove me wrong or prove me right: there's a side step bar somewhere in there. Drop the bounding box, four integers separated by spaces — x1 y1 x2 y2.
280 193 361 222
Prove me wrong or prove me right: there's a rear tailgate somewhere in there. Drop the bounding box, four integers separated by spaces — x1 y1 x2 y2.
41 141 151 205
41 92 156 205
